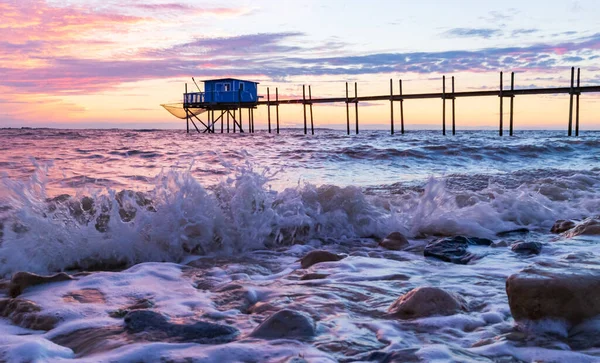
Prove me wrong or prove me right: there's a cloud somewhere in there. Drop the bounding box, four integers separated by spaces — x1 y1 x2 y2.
511 29 539 37
128 3 247 17
444 28 502 39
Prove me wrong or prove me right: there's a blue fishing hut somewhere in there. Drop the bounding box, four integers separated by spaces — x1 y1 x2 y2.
181 78 260 133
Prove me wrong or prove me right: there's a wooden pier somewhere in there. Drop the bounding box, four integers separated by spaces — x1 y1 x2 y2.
182 68 598 136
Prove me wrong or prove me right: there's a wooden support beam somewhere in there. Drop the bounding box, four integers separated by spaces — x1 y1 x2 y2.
233 109 236 133
227 110 230 133
390 78 394 135
355 82 359 135
510 72 515 136
239 106 243 133
442 76 446 136
568 67 574 136
452 76 456 136
346 82 350 135
185 83 189 134
399 80 404 134
309 85 314 135
248 108 252 133
276 88 280 134
220 110 224 133
303 85 307 135
267 87 271 133
499 72 503 137
576 68 581 136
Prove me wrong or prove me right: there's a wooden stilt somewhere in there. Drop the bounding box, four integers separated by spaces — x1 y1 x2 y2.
248 108 251 133
185 83 189 134
576 68 580 136
227 110 230 133
233 109 236 133
346 82 350 135
399 80 404 134
220 110 224 133
452 76 456 135
499 72 503 137
568 67 574 136
354 82 359 134
442 76 446 136
251 108 255 133
390 78 394 135
276 88 280 134
309 85 314 135
239 107 243 133
303 85 307 135
267 88 271 133
510 72 514 136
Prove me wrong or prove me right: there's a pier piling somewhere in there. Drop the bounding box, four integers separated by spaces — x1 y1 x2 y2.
568 67 575 136
267 88 271 133
390 79 394 135
399 80 404 134
276 88 280 134
452 76 456 135
309 85 314 135
576 68 581 136
354 82 359 135
442 76 446 136
510 72 515 136
303 85 307 135
345 82 350 135
499 72 504 137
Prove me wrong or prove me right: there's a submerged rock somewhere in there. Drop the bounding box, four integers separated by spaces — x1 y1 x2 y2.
388 287 467 319
379 232 409 251
551 219 576 234
564 217 600 238
496 228 530 237
9 271 73 297
250 309 316 339
301 273 329 281
506 269 600 326
0 298 59 330
300 250 344 269
63 288 106 304
424 236 491 264
124 310 239 343
109 298 154 318
511 241 542 255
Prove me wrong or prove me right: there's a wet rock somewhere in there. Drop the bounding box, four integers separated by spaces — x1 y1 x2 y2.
9 271 73 297
52 326 125 356
0 298 59 330
109 298 154 318
564 217 600 238
424 236 491 264
213 284 258 313
496 228 530 237
506 269 600 326
511 241 542 255
491 241 509 248
301 273 329 281
388 287 467 319
124 310 238 343
63 288 106 304
250 309 316 339
379 232 409 250
551 219 576 234
300 250 344 269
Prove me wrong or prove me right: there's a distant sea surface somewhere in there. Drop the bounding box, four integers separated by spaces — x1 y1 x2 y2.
0 128 599 362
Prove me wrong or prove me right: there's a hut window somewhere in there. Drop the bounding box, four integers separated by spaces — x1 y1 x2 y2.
239 82 244 91
223 83 231 92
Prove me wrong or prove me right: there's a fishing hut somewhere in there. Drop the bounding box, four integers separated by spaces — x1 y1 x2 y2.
163 78 259 133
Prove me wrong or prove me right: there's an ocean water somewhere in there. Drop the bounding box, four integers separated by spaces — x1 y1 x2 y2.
0 128 599 362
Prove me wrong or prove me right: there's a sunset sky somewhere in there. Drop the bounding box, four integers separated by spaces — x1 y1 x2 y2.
1 0 599 130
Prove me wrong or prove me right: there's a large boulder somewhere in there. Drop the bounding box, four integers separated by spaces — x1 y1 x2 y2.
424 236 491 264
9 272 73 297
300 250 344 269
551 220 576 234
250 309 316 339
388 287 467 319
379 232 409 251
0 298 59 330
124 310 238 343
564 218 600 238
511 241 542 255
506 269 600 326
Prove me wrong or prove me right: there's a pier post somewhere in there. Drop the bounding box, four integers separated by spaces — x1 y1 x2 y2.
346 82 350 135
185 83 189 134
233 109 236 133
248 108 252 133
576 68 581 136
568 67 574 136
239 106 243 133
510 72 514 136
221 110 224 133
212 110 216 133
309 85 314 135
227 110 230 133
452 76 456 135
442 76 446 136
276 88 280 134
390 79 394 135
399 80 404 134
499 72 503 137
303 85 307 135
267 88 271 133
355 82 359 134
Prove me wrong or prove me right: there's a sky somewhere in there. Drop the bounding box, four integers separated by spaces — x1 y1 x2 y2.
1 0 600 130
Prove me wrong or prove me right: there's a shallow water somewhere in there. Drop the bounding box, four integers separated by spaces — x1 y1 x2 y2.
0 129 599 362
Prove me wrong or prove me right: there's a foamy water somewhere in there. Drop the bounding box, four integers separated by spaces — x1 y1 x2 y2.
0 129 599 362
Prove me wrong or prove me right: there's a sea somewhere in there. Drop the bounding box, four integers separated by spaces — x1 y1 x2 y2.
0 128 599 362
